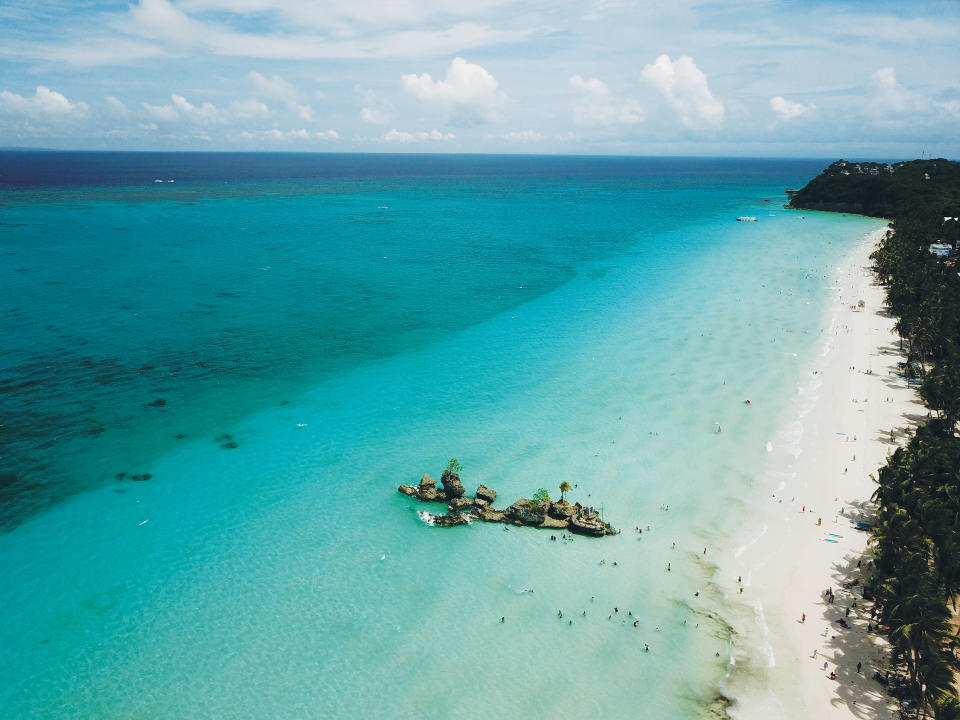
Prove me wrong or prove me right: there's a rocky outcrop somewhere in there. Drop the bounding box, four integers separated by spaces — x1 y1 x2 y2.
569 507 611 537
432 512 469 527
541 515 569 530
507 499 547 525
398 467 616 536
395 473 449 502
419 485 440 502
440 470 465 498
547 501 577 520
448 496 474 512
476 507 508 523
476 485 496 504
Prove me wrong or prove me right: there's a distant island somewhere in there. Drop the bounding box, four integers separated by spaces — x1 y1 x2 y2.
788 158 960 220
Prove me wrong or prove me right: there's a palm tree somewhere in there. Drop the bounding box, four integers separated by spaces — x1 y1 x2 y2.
559 481 572 503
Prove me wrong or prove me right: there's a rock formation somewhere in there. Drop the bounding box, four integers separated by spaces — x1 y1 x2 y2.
439 470 465 498
448 496 474 512
506 499 546 525
431 512 469 527
547 501 577 520
569 507 610 537
475 485 496 504
398 468 616 536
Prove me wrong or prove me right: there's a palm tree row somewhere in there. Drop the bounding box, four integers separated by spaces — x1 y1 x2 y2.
870 216 960 718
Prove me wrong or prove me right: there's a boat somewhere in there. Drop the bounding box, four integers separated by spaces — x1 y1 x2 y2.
736 216 757 222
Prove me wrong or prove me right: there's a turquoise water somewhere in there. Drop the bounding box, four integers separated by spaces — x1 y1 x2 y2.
0 154 883 718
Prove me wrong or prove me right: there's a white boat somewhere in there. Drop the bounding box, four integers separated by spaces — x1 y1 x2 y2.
736 216 757 222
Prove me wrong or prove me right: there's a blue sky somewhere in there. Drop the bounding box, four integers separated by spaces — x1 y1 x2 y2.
1 0 958 156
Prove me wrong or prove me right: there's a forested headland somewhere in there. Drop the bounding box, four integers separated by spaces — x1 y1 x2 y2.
792 158 960 718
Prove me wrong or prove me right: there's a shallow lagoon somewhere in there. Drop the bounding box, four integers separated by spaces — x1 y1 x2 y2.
0 153 882 718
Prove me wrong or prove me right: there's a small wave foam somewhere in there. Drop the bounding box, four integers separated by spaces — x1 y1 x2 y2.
734 523 768 559
779 420 804 457
747 600 776 668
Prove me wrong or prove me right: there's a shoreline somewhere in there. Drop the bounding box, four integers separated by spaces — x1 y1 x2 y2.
724 225 923 719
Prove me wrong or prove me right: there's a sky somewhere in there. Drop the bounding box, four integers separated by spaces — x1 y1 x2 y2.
1 0 958 157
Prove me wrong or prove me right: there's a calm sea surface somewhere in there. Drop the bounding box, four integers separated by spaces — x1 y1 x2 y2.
0 153 883 718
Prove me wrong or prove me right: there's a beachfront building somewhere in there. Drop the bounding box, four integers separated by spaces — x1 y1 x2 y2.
929 243 953 257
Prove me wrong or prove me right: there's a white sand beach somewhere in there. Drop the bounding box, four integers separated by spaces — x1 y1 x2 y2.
728 226 924 719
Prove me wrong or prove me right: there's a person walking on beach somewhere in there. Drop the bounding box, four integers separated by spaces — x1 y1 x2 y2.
857 661 862 674
802 613 806 623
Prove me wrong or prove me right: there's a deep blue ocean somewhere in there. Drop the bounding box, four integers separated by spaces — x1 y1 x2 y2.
0 152 883 718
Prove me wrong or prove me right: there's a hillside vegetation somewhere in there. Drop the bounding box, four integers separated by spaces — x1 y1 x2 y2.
788 159 960 220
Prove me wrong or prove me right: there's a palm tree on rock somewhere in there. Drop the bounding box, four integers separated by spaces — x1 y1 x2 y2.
559 481 572 504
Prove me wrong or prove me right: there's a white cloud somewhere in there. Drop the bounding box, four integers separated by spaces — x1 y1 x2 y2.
381 128 455 143
770 96 814 121
402 57 505 124
361 105 390 124
142 93 278 126
178 0 518 32
502 130 543 142
357 86 393 125
569 74 609 96
248 71 314 121
866 67 929 117
641 54 724 129
240 127 337 141
0 85 89 119
127 0 202 44
106 95 130 115
141 100 180 122
171 93 222 123
248 71 296 104
568 74 643 126
109 2 532 64
229 98 271 119
937 99 960 116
